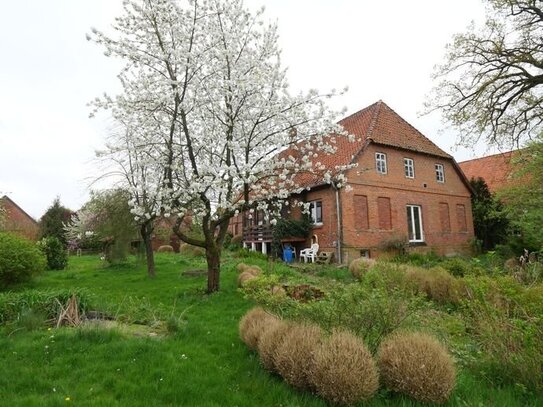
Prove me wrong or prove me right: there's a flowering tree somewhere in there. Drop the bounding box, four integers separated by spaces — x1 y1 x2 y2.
89 0 348 292
97 126 167 277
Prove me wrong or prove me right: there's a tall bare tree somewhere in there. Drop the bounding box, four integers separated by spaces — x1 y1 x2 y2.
428 0 543 149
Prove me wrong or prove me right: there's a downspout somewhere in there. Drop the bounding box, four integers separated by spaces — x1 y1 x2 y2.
333 183 343 264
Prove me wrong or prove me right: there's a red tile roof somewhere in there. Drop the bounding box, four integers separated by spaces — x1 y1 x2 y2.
459 151 520 193
286 100 452 189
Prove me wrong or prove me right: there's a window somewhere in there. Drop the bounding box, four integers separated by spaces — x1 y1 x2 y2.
309 200 322 225
406 205 424 242
435 163 445 183
354 194 369 230
404 158 414 178
377 197 392 230
375 152 387 174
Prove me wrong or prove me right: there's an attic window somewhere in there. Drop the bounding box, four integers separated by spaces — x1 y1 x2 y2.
404 158 414 178
375 152 387 174
435 163 445 183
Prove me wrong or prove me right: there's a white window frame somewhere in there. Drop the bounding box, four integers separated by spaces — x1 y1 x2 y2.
435 163 445 183
309 200 323 225
406 205 424 243
404 158 414 178
375 152 387 174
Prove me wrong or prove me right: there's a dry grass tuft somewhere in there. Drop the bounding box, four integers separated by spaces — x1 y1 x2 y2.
236 263 262 276
274 323 323 390
271 285 286 297
310 330 379 405
236 263 251 273
237 271 256 287
239 307 278 351
246 265 262 276
349 258 376 280
257 319 291 372
377 332 456 404
157 245 174 253
403 266 462 305
179 243 205 257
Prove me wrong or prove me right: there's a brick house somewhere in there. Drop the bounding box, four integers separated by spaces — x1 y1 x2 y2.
229 101 474 262
0 195 39 240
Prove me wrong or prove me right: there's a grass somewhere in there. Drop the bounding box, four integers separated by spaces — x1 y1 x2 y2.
0 253 542 406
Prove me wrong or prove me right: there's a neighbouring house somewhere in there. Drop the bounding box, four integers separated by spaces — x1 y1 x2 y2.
459 150 523 194
229 101 475 263
0 195 39 240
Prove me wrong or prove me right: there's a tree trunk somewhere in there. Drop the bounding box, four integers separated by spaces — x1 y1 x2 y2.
141 223 156 278
205 245 221 293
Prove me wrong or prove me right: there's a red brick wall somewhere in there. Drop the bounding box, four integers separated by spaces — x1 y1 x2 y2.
1 197 39 241
339 144 474 262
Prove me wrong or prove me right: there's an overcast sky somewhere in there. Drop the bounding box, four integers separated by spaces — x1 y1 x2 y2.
0 0 488 219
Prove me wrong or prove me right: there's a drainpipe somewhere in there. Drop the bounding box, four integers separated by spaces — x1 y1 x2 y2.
333 183 343 264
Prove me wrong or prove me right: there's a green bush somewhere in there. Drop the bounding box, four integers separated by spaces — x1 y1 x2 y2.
0 232 46 288
441 257 471 277
38 236 68 270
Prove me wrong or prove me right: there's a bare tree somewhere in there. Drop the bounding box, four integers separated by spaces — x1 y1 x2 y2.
428 0 543 149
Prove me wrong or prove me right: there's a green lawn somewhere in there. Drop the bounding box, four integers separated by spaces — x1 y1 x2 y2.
0 254 541 406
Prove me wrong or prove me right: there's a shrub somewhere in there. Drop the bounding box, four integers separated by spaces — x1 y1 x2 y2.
237 271 256 287
157 245 174 253
377 332 456 404
257 319 291 372
310 330 379 405
0 232 46 288
179 243 205 257
348 258 376 280
441 257 470 277
239 307 277 351
274 323 323 390
37 236 68 270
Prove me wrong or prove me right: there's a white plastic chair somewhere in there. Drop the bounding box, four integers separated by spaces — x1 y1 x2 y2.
300 243 319 263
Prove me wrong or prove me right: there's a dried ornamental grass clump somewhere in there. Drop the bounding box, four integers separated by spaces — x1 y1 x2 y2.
236 263 262 276
377 332 456 404
237 271 256 287
404 266 462 305
274 323 323 390
257 319 292 372
270 285 286 297
157 245 174 253
239 307 278 351
310 330 379 405
349 258 376 280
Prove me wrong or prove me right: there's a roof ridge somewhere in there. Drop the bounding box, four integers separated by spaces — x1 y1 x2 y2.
458 149 517 164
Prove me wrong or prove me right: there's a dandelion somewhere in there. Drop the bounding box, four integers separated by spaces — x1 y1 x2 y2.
65 396 71 401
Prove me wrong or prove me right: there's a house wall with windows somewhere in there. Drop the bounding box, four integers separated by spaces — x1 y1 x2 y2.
230 100 475 262
338 143 473 261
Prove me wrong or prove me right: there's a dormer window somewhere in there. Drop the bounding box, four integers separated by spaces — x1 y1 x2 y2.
375 152 387 174
404 158 414 178
435 163 445 183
